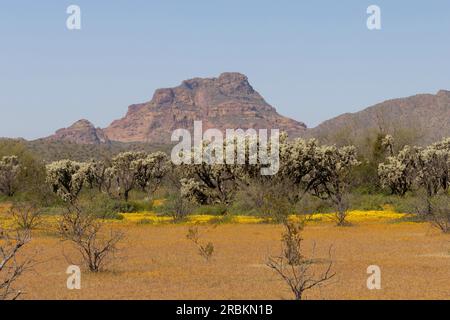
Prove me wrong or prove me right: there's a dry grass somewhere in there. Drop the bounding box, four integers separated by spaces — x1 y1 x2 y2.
5 213 449 300
1 202 448 299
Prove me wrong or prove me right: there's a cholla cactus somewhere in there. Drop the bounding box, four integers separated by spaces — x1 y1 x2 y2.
378 146 420 195
180 161 239 210
109 151 146 201
133 151 170 195
180 178 221 205
177 140 250 211
378 138 450 197
304 144 360 225
415 140 450 196
280 138 320 186
84 159 108 191
381 135 394 156
0 156 20 197
103 166 116 197
46 160 89 203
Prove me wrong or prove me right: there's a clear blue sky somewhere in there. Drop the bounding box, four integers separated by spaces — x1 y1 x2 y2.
1 1 449 139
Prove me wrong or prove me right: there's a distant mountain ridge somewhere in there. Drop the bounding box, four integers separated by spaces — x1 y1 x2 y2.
42 73 450 146
44 73 306 144
307 90 450 145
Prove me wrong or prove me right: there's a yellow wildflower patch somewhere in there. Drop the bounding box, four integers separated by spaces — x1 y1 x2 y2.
120 210 409 225
152 199 166 207
305 210 407 224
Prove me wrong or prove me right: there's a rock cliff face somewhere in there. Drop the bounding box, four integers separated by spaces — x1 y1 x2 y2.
103 72 307 143
45 119 109 144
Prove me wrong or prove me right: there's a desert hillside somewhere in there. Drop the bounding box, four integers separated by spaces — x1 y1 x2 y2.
307 90 450 145
42 74 449 149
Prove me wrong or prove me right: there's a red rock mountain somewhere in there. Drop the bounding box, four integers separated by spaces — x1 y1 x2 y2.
103 72 306 143
45 73 306 144
45 119 110 144
43 73 450 146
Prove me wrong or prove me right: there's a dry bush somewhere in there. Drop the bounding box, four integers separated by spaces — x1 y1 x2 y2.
267 221 335 300
0 228 32 300
186 226 214 262
166 194 195 223
332 193 351 226
426 195 450 233
408 193 450 233
281 221 304 266
9 202 43 231
262 193 293 223
59 207 124 272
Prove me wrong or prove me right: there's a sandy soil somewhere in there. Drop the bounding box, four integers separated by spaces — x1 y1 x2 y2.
11 220 450 300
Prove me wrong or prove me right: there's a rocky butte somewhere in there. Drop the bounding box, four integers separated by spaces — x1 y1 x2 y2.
103 72 306 143
45 119 110 145
45 73 307 145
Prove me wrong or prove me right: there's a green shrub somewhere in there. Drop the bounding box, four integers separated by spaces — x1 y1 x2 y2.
126 200 153 212
193 204 227 216
349 194 385 211
295 194 333 215
76 193 134 219
387 194 419 214
137 218 154 225
228 199 260 216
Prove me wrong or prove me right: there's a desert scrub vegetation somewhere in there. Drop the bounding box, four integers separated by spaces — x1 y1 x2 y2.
0 156 20 197
107 151 170 201
46 160 126 272
163 193 195 223
0 135 449 229
186 226 214 262
379 138 449 198
426 195 450 233
0 134 448 299
379 137 450 231
0 223 33 300
8 202 43 231
267 220 335 300
59 206 124 272
407 193 450 233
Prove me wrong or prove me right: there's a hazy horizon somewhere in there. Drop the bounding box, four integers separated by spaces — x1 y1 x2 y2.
1 1 450 139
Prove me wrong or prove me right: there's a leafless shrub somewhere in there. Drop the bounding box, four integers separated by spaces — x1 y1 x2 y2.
431 196 450 233
0 228 32 300
166 194 195 223
9 202 43 231
420 195 450 233
281 221 305 266
186 226 214 262
59 207 124 272
267 221 335 300
332 193 351 226
262 193 293 224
